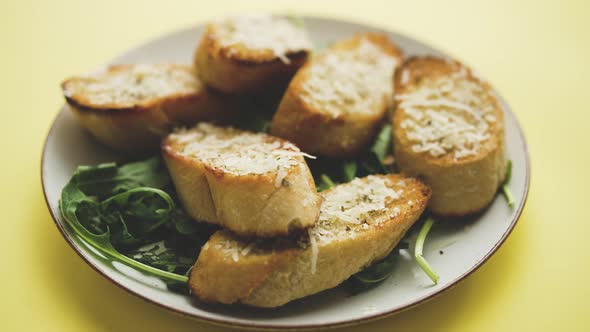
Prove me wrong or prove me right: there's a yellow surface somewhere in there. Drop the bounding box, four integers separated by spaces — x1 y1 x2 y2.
2 0 589 331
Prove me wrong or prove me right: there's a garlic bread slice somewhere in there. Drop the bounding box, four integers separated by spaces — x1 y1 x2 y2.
271 33 403 157
189 174 431 307
62 64 235 152
194 14 311 94
392 56 506 216
162 123 321 237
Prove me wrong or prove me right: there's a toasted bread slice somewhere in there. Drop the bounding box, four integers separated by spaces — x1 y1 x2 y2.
194 14 311 94
189 174 431 307
161 123 322 237
392 56 506 216
62 64 236 152
270 33 403 157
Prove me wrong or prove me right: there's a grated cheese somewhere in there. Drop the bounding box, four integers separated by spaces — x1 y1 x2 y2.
400 68 410 85
213 237 264 262
397 70 497 159
310 176 403 245
68 64 200 107
304 176 405 273
211 14 312 63
240 242 256 256
214 240 241 261
169 123 311 183
300 38 398 118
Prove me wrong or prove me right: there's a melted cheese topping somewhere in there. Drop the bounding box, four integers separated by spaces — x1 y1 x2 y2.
300 38 397 118
397 71 497 159
66 64 200 106
169 123 312 178
311 176 402 243
214 238 244 262
211 14 312 63
305 176 403 273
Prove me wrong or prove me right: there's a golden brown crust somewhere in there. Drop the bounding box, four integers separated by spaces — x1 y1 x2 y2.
189 174 431 307
392 56 506 216
62 64 237 152
194 24 310 94
161 126 322 237
189 232 302 304
270 33 403 158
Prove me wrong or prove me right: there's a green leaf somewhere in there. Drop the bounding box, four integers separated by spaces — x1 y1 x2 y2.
502 186 515 208
174 215 200 235
414 217 439 284
356 124 394 176
60 163 188 284
237 112 272 133
100 187 176 248
505 160 513 183
129 241 194 274
342 161 357 182
317 174 336 191
370 124 392 163
353 249 399 284
115 157 170 191
502 160 515 208
108 213 142 247
77 157 170 198
100 187 174 221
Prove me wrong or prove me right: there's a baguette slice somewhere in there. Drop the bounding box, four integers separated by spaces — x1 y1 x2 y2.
189 174 431 307
161 123 322 237
392 56 506 216
194 14 311 94
270 33 403 157
62 64 235 152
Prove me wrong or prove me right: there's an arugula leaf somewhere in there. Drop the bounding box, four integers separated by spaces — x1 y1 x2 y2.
173 214 201 235
60 182 188 282
345 242 406 293
414 217 439 284
312 124 394 189
342 161 357 182
101 188 173 226
371 124 392 164
358 124 394 175
60 159 193 284
353 249 399 284
239 114 272 133
108 213 142 248
502 160 515 208
77 157 169 197
504 160 513 183
317 174 336 191
129 241 194 274
99 187 176 248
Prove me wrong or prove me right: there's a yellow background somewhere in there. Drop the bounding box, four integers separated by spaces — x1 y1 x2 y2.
2 0 589 331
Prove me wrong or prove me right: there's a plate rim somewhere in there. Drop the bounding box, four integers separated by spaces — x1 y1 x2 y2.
40 15 531 331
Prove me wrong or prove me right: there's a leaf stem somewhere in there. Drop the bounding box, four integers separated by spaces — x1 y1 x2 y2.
112 252 189 283
502 185 515 208
502 160 515 208
414 217 439 284
321 174 335 188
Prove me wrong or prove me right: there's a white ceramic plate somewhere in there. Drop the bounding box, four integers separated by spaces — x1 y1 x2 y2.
41 16 530 330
